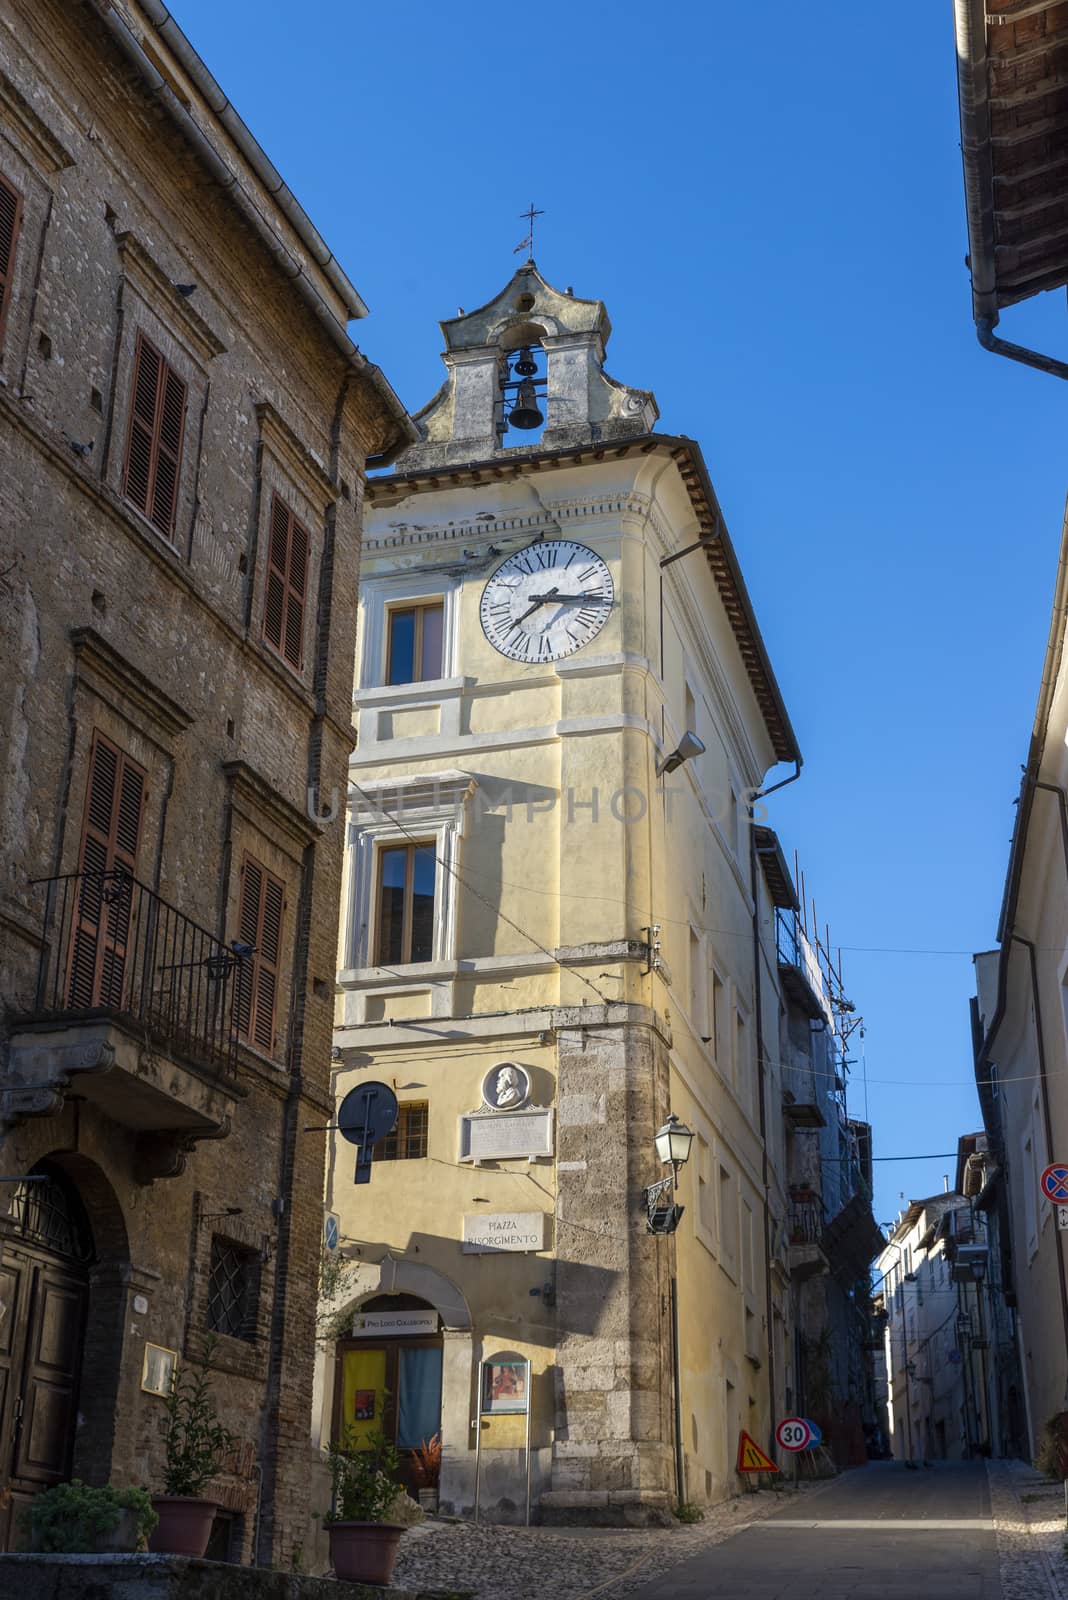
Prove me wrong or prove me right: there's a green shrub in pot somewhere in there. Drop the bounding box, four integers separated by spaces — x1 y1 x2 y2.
26 1480 158 1553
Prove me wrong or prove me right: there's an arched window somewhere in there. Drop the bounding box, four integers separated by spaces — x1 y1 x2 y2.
6 1163 95 1264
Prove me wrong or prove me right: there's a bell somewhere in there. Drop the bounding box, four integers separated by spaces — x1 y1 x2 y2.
513 346 538 377
509 378 544 431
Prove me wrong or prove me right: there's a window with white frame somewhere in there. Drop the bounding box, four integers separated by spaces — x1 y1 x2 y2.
358 573 459 691
345 771 475 971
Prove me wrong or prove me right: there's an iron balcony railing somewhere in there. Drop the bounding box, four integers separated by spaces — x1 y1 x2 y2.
32 867 243 1077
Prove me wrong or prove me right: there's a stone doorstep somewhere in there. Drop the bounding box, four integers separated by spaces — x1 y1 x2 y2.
0 1553 474 1600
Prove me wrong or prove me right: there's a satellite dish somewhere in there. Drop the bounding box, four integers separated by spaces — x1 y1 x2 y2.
337 1082 399 1185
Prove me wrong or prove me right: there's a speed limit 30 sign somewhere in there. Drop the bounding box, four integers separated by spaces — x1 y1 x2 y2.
776 1417 814 1452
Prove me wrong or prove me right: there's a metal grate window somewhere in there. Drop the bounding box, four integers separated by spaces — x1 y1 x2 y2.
207 1235 259 1341
374 1102 429 1163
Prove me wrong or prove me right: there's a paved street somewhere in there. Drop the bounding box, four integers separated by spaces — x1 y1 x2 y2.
628 1463 1002 1600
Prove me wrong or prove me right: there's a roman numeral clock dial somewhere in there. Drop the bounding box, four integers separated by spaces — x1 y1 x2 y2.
479 540 614 663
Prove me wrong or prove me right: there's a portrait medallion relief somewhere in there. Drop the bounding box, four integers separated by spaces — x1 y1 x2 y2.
481 1062 531 1112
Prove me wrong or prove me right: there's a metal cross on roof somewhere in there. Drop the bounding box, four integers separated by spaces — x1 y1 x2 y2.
514 202 545 261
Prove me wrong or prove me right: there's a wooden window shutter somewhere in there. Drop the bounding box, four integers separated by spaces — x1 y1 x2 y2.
262 493 308 671
0 174 22 353
263 496 289 654
235 855 284 1056
69 732 146 1009
122 332 187 539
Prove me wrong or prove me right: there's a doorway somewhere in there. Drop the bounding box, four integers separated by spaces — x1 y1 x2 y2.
334 1294 443 1497
0 1164 93 1548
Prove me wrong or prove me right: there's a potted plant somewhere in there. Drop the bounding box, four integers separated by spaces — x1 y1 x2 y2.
149 1340 235 1558
412 1432 441 1514
322 1425 407 1584
26 1480 157 1553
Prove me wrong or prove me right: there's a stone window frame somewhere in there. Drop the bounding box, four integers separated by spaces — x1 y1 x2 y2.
250 401 336 693
107 232 225 562
0 67 75 383
222 761 318 1077
343 772 476 974
354 572 465 748
185 1195 274 1380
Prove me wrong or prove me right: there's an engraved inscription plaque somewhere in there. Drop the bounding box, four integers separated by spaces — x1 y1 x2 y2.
459 1106 554 1162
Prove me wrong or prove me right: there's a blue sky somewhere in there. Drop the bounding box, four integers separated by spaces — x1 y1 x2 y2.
174 0 1068 1226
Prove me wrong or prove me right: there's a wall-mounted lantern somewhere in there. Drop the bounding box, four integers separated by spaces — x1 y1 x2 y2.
642 1114 695 1234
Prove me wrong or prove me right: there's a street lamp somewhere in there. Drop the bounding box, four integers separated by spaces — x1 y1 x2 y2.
655 732 706 778
643 1114 695 1234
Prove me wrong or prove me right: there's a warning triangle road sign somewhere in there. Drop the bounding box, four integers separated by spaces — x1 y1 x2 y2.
737 1430 779 1473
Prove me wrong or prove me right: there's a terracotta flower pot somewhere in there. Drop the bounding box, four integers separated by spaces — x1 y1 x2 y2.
148 1496 218 1557
328 1520 406 1585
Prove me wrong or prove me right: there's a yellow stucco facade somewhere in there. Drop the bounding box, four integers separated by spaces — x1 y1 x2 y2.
314 265 801 1524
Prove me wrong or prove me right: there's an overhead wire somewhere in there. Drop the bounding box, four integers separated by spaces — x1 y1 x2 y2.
349 780 617 1008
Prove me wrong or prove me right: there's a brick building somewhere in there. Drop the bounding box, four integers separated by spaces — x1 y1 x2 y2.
0 0 411 1562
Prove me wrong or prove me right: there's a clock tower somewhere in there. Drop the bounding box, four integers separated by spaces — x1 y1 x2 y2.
318 264 802 1527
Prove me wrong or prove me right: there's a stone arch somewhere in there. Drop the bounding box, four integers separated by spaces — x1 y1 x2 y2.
492 316 561 351
40 1150 131 1484
342 1253 471 1330
44 1149 130 1262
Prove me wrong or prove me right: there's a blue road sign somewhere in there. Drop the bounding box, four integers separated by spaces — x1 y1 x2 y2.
324 1214 339 1251
1041 1163 1068 1203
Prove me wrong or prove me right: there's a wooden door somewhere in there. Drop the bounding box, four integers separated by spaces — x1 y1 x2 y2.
0 1248 88 1549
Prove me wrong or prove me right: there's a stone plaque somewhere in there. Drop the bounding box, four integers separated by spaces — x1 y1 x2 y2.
459 1106 554 1162
463 1212 547 1253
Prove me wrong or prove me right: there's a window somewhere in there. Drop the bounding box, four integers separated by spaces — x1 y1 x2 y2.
374 842 436 964
122 331 187 538
387 601 444 685
375 1102 429 1162
689 928 706 1031
207 1235 260 1341
263 493 310 671
68 732 146 1009
711 970 727 1070
0 173 22 353
235 855 284 1056
719 1163 738 1275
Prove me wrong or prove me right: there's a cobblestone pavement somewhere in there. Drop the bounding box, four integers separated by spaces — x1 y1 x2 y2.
987 1458 1067 1600
394 1461 1068 1599
392 1479 831 1600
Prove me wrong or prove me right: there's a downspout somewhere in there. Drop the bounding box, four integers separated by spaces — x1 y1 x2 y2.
976 320 1068 384
748 761 802 1457
954 0 1068 378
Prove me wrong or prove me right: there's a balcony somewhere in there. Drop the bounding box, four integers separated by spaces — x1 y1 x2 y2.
3 869 246 1180
787 1191 828 1282
775 909 827 1020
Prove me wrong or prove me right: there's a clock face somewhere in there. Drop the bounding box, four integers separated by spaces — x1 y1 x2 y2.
479 540 614 663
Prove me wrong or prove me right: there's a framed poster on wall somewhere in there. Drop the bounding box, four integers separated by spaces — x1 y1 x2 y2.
481 1357 529 1415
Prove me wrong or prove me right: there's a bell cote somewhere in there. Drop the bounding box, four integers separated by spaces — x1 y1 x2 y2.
395 263 659 470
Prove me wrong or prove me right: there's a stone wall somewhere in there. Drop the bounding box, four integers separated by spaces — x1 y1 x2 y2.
0 0 400 1565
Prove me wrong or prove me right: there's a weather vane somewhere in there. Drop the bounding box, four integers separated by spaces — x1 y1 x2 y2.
514 202 544 261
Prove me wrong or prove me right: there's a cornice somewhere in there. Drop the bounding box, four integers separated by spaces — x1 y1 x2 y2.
367 435 799 766
116 230 227 365
255 400 337 507
72 626 193 738
0 67 76 172
222 759 319 853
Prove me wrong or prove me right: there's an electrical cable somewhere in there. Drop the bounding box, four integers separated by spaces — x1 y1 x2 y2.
349 780 616 1008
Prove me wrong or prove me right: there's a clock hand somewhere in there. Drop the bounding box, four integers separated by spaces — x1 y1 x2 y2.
516 586 560 623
